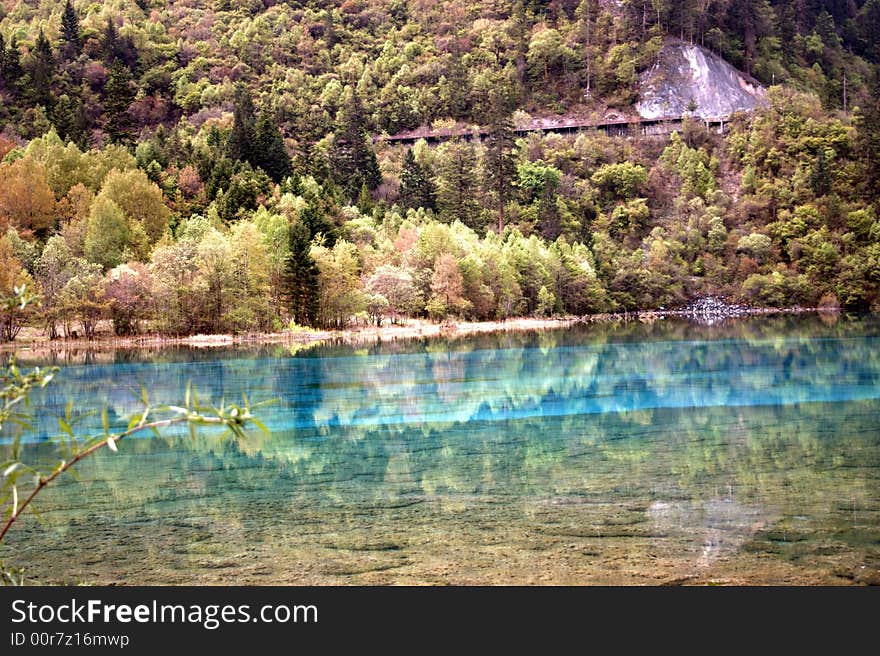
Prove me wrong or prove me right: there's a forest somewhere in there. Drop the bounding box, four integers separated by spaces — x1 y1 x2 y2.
1 0 879 338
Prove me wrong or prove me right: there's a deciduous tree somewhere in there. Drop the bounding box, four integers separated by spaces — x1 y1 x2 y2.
0 158 56 235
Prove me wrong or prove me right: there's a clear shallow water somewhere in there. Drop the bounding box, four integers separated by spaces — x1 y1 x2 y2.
2 315 880 584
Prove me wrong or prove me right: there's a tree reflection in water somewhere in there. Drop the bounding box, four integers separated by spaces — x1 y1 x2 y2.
2 314 879 584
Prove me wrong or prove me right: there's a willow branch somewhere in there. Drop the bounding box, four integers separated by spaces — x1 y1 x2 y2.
0 414 225 544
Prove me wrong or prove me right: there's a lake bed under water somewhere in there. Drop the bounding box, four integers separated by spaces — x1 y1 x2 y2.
2 314 879 585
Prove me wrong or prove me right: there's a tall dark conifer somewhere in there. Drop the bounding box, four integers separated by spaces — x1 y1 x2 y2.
399 148 436 211
482 96 517 233
810 147 831 198
100 17 138 70
52 93 89 147
859 0 880 61
857 82 880 196
61 0 82 59
103 60 134 143
0 33 6 89
436 138 479 227
331 90 381 201
282 223 320 327
228 84 256 164
300 202 335 245
253 113 292 183
510 0 528 84
4 36 23 93
102 18 119 63
444 49 470 120
29 29 55 109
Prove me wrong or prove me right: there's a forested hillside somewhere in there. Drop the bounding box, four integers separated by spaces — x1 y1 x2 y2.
0 1 879 338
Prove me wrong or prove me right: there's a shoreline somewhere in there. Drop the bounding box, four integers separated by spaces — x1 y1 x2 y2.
0 304 830 356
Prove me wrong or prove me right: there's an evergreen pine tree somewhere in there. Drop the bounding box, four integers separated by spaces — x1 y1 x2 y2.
52 93 76 142
857 82 880 196
300 202 335 245
0 33 6 89
860 0 880 61
253 113 292 183
356 180 373 214
445 50 470 120
483 96 517 233
810 148 831 198
537 186 562 241
437 139 479 227
281 171 304 196
331 90 381 201
61 0 82 59
511 0 528 84
29 29 55 109
323 11 337 48
400 148 437 211
102 18 119 63
228 84 256 164
52 93 89 147
206 157 234 200
282 223 320 327
103 60 134 143
3 36 23 95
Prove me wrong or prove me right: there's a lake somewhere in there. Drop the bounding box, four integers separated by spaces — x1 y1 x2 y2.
2 314 879 585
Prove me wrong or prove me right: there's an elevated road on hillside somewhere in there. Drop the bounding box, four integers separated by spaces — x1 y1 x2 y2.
374 114 734 145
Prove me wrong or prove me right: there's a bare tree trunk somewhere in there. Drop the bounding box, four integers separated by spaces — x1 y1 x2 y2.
497 173 504 233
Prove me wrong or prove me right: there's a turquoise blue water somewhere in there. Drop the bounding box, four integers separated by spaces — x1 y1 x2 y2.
2 315 879 584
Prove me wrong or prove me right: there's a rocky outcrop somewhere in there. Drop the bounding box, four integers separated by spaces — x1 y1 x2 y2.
637 40 766 120
678 296 755 320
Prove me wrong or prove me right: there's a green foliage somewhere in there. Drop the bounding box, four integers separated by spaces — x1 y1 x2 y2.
660 132 717 199
535 285 556 316
517 160 561 203
60 1 81 59
228 84 256 165
0 252 35 343
591 162 647 201
28 30 54 110
610 198 650 237
0 0 875 334
282 223 320 328
331 90 381 201
737 232 774 264
399 148 436 212
810 147 832 198
84 196 143 270
312 240 365 328
97 169 171 244
742 268 814 307
482 97 517 232
435 139 479 228
216 164 272 222
103 61 135 144
253 114 292 183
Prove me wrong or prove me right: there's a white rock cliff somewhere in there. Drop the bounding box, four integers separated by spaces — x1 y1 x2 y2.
637 40 767 120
